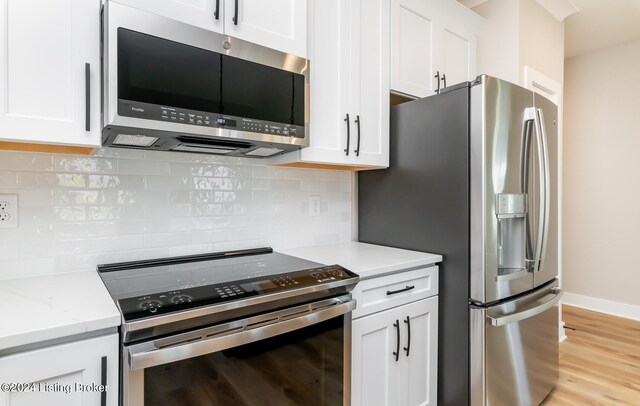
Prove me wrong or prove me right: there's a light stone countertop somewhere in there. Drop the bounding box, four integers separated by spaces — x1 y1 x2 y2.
281 241 442 280
0 271 121 352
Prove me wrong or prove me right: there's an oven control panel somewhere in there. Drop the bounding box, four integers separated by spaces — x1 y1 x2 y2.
118 265 357 321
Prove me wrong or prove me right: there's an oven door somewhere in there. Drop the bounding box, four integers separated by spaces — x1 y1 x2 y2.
123 296 354 406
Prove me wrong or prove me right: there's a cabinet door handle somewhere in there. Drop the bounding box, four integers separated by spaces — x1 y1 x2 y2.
403 316 411 356
441 73 447 89
344 113 351 156
434 70 440 94
233 0 239 25
214 0 220 19
100 356 107 406
393 319 400 362
85 63 90 132
386 285 415 295
354 115 361 156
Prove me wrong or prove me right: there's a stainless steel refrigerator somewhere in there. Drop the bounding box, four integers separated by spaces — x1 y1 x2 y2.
359 75 562 406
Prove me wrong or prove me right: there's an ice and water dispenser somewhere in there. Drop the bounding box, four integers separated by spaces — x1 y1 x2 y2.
495 193 527 277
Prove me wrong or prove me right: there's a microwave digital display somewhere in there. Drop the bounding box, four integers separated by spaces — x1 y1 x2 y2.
117 28 305 129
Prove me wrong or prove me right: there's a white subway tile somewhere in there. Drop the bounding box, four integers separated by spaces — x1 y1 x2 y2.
54 156 117 174
118 159 170 176
88 174 144 189
0 171 19 187
0 152 53 172
17 189 54 207
0 149 353 279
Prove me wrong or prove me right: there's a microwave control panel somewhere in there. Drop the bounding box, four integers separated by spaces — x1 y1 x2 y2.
118 99 304 138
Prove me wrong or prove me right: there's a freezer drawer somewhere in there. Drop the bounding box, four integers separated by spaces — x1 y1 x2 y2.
470 281 562 406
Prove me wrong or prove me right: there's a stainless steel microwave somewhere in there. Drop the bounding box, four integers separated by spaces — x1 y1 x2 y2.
101 1 309 158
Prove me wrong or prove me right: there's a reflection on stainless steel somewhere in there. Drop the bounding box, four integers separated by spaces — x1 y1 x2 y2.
471 77 536 304
471 281 560 406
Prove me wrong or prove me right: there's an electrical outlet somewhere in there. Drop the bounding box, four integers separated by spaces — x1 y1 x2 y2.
0 194 18 229
309 195 321 217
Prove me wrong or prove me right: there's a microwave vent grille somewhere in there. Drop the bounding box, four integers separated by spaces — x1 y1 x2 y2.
113 133 159 147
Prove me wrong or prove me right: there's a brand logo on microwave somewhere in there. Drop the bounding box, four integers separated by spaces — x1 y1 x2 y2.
131 107 144 113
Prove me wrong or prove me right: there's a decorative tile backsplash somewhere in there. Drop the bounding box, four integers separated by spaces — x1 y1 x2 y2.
0 148 353 280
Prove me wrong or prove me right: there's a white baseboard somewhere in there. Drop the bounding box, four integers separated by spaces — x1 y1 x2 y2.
563 292 640 321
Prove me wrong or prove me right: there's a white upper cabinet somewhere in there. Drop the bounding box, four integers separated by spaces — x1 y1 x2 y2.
391 0 437 97
0 0 101 147
271 0 390 169
114 0 224 33
225 0 307 58
391 0 483 98
115 0 306 57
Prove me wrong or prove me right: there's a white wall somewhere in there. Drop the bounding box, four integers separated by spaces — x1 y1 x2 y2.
563 39 640 317
473 0 564 87
0 149 352 280
519 0 564 86
474 0 520 84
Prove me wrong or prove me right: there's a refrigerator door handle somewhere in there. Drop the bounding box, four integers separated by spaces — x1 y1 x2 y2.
487 288 562 327
535 108 551 274
520 119 535 270
531 108 546 273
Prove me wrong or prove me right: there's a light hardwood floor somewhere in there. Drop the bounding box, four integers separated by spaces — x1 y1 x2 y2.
541 305 640 405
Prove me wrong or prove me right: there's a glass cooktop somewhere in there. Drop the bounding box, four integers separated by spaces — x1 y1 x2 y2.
97 248 357 321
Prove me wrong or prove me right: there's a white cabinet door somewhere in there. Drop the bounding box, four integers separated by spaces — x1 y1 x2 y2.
435 0 482 89
297 0 351 165
391 0 437 98
352 308 400 406
350 0 390 168
113 0 223 32
390 0 482 98
352 295 439 406
0 334 119 406
224 0 307 57
273 0 389 169
0 0 101 147
398 297 439 406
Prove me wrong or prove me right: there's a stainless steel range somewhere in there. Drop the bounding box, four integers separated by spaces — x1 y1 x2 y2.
97 248 358 406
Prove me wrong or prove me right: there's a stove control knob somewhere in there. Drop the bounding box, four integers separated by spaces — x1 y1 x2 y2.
139 300 163 312
171 295 193 304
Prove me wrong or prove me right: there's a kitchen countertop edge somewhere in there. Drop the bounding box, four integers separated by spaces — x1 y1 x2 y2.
281 241 442 280
0 271 121 353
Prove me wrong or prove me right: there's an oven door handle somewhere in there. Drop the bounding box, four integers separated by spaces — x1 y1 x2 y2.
127 299 356 370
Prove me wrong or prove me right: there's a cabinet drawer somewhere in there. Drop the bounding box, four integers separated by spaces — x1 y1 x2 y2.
352 266 438 319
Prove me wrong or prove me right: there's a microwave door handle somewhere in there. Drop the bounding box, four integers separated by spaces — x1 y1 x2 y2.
85 63 90 132
521 119 535 269
536 108 551 273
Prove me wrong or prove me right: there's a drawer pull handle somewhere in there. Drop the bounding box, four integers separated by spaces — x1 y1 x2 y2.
387 285 415 296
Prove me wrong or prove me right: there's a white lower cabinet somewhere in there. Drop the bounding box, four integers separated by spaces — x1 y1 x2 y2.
352 296 438 406
0 334 119 406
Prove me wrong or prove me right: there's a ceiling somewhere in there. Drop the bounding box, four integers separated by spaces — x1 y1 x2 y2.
459 0 640 59
565 0 640 58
